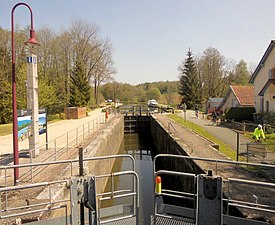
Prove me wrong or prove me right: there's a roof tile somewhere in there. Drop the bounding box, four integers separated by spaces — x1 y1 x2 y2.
231 86 254 106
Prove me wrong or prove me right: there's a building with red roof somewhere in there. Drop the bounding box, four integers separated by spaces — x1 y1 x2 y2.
219 86 254 113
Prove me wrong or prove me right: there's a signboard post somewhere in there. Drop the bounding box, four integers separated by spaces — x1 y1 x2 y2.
27 54 39 157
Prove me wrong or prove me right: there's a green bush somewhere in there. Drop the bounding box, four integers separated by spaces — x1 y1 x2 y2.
59 113 65 120
225 107 255 122
48 114 60 122
266 127 274 134
262 112 275 126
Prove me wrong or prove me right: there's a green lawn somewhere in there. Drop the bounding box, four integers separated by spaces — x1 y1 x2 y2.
0 124 12 136
167 114 243 161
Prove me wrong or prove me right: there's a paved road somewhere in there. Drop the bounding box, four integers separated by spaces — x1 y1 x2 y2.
0 108 105 156
182 110 250 153
182 110 275 163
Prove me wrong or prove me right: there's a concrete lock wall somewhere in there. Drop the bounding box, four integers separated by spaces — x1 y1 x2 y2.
83 115 124 193
42 116 124 221
150 117 204 195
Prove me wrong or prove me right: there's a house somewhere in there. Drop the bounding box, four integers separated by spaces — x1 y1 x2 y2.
206 98 223 114
249 40 275 113
219 86 254 113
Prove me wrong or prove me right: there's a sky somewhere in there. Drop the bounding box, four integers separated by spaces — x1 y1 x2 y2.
1 0 275 85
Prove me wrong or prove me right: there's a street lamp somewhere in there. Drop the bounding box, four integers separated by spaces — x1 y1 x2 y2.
11 2 39 185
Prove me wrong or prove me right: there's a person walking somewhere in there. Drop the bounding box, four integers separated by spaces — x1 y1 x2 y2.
253 124 266 142
194 104 199 118
211 107 218 125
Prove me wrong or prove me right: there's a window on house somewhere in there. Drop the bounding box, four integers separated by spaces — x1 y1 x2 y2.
266 101 269 112
260 98 264 112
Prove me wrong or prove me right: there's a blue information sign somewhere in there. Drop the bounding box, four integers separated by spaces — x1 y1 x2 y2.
27 56 32 63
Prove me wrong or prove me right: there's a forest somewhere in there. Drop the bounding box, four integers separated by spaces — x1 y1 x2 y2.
0 20 252 124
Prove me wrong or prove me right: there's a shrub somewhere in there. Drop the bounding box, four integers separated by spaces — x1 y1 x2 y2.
262 112 275 126
225 107 255 122
48 114 60 122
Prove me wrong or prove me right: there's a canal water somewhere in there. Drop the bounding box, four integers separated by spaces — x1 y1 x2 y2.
102 132 155 225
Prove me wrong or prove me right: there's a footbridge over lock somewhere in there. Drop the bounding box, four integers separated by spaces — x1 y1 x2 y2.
0 109 274 224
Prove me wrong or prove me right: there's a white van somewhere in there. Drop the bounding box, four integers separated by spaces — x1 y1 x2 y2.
148 99 158 107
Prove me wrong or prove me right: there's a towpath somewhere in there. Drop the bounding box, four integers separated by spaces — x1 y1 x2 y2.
0 108 105 156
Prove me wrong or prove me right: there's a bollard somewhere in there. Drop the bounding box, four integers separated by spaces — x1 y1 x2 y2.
155 176 162 195
105 110 108 120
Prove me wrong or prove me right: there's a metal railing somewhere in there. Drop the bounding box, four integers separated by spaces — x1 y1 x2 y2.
0 154 138 225
0 114 107 185
168 122 178 135
240 142 275 163
29 114 106 161
0 180 69 220
153 154 275 224
96 170 139 224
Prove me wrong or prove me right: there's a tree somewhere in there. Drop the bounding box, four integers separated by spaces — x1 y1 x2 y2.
197 47 234 99
38 77 58 111
0 80 12 123
164 86 175 106
178 49 202 109
232 59 250 85
69 20 116 105
0 20 116 120
68 60 91 107
145 87 161 101
90 39 116 104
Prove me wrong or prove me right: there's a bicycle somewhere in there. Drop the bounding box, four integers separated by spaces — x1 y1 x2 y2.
248 139 267 158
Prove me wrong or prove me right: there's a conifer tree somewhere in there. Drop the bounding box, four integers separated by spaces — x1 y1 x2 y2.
178 49 202 109
68 60 91 107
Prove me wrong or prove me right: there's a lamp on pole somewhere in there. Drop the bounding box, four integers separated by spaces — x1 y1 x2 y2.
11 2 39 185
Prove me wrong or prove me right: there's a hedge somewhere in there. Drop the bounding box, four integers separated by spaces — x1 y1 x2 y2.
225 107 255 122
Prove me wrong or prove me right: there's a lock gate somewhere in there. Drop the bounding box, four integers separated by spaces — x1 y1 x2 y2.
0 154 274 225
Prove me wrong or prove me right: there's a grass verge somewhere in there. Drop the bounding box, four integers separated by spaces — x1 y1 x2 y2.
167 114 243 161
0 124 12 136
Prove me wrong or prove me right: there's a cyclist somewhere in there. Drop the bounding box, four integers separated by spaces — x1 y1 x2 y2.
211 107 218 125
253 124 266 142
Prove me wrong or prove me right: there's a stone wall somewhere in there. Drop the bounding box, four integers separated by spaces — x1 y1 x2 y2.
150 116 204 198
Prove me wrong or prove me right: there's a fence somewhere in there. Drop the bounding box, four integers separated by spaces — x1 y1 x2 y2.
240 142 275 164
153 154 275 224
0 154 138 225
223 119 275 134
29 114 106 161
0 114 106 186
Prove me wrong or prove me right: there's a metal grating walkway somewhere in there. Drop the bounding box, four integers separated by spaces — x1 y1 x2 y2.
103 217 137 225
151 216 195 225
102 216 195 225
